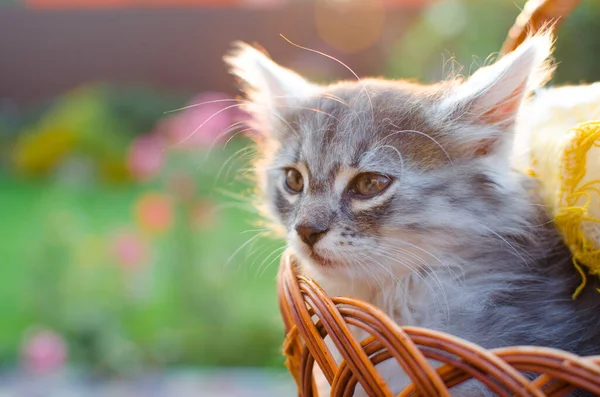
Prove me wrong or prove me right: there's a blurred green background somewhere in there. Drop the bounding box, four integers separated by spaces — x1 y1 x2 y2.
0 0 599 395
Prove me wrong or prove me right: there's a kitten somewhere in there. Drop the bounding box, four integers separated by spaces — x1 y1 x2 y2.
225 34 600 396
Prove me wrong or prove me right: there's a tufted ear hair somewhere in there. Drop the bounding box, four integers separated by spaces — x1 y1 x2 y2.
439 33 554 156
224 42 319 138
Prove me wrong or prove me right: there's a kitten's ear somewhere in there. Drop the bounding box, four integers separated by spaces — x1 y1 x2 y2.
440 34 553 154
224 42 318 135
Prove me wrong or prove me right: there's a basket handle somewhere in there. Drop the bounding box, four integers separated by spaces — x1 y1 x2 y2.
501 0 581 54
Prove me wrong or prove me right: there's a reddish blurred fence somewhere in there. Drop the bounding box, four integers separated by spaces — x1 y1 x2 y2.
0 2 424 104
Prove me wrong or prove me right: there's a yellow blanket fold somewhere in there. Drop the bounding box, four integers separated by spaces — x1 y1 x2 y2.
522 83 600 297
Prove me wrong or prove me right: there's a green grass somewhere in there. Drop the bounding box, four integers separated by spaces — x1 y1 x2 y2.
0 160 286 372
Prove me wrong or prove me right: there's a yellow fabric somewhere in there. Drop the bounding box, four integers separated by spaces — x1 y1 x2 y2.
527 99 600 297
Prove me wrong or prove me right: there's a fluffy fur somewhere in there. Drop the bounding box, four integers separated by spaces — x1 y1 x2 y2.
225 35 600 396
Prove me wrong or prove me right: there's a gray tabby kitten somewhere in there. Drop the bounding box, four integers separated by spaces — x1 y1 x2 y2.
225 34 600 396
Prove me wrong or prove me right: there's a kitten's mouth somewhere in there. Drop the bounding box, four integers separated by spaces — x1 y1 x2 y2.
309 252 339 268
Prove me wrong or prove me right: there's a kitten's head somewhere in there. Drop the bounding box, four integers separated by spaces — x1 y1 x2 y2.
225 36 552 283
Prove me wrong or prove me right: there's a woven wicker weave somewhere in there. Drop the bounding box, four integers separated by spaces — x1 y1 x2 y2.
278 251 600 396
501 0 580 54
276 1 599 396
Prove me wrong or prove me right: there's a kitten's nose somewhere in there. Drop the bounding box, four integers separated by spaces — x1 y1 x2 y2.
295 224 328 247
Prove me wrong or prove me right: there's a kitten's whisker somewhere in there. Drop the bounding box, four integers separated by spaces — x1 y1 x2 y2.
196 118 251 161
367 247 450 322
171 97 298 156
234 167 259 185
320 92 350 108
226 231 268 269
386 124 455 169
224 150 257 184
243 94 303 139
214 186 257 201
377 240 445 271
164 98 243 114
480 225 533 268
215 129 254 158
377 237 453 274
370 246 451 322
358 251 404 283
171 103 246 149
212 201 257 215
247 245 274 270
378 245 450 300
367 246 424 283
337 250 358 290
257 245 287 278
186 114 253 175
241 228 271 234
215 145 256 185
369 246 448 303
361 144 405 179
276 105 341 123
355 253 387 294
279 34 374 123
375 243 443 282
239 232 276 273
376 237 463 285
223 126 253 149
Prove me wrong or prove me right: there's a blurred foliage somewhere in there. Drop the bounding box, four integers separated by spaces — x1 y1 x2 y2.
552 0 600 84
386 0 600 85
2 85 184 183
0 84 285 375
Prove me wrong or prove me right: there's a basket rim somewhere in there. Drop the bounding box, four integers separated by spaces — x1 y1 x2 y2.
277 250 600 396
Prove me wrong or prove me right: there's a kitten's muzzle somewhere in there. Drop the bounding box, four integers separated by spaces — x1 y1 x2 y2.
295 224 328 247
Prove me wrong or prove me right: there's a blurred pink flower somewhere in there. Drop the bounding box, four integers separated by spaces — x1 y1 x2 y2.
21 329 67 375
135 193 174 233
161 92 243 148
112 230 148 270
127 133 166 181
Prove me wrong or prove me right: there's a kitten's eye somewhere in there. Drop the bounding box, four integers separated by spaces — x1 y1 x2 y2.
349 173 392 198
284 168 304 194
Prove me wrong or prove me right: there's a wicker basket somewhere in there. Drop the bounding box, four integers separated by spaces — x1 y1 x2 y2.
276 1 600 396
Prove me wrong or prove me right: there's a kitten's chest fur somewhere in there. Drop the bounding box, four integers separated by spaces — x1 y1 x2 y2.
316 266 449 328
